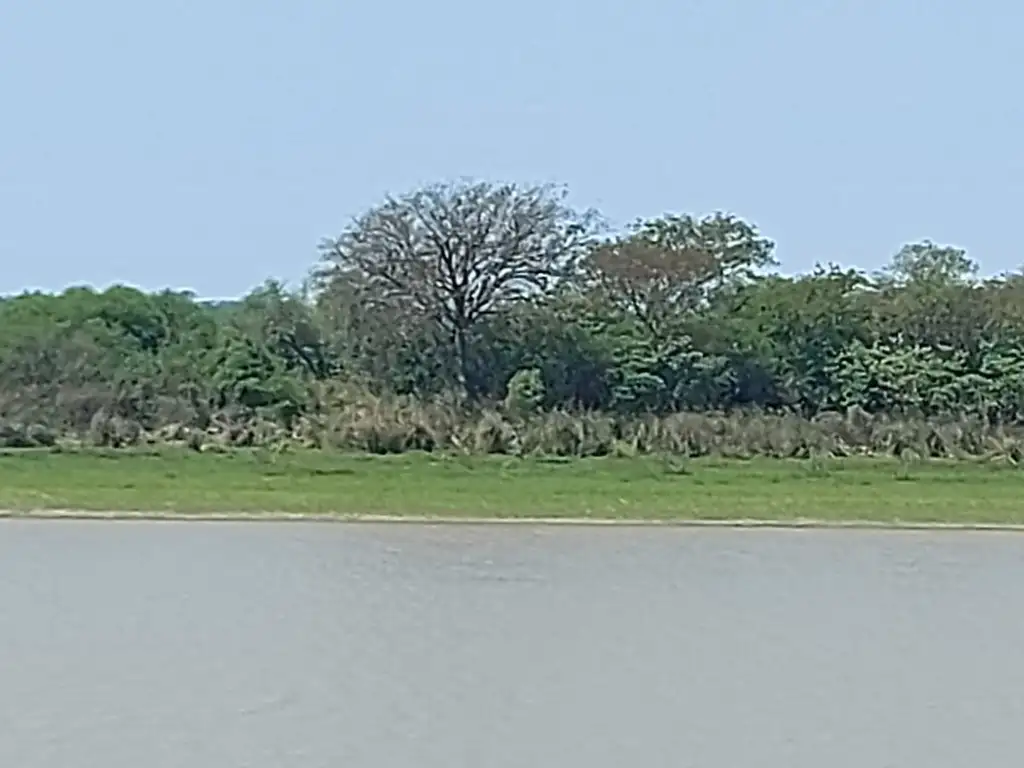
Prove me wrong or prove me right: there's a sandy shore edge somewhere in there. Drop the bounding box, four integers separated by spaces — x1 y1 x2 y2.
3 508 1024 531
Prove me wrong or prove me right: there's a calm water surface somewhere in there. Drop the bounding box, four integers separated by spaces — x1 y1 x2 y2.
2 521 1023 767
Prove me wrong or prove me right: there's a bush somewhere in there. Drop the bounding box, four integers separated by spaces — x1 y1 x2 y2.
504 368 545 417
0 422 59 448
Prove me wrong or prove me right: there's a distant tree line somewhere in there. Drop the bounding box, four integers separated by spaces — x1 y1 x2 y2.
4 178 1024 453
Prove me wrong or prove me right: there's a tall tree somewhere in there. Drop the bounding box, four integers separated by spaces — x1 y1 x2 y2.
314 179 602 397
873 241 990 352
584 212 776 337
881 240 977 286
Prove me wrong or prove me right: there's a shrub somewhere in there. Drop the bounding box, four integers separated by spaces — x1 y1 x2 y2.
504 368 545 417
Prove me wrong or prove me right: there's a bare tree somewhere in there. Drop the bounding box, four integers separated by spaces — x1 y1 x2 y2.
314 179 602 397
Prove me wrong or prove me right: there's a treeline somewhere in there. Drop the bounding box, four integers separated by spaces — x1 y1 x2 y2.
4 178 1024 457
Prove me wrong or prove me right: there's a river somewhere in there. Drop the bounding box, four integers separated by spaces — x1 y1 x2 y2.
2 520 1023 766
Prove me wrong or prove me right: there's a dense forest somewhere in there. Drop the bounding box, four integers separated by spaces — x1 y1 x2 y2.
4 179 1024 459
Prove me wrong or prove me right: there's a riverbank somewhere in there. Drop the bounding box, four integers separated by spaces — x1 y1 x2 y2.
2 448 1024 525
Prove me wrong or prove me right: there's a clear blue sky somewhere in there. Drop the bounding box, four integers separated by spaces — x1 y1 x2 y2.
3 0 1021 298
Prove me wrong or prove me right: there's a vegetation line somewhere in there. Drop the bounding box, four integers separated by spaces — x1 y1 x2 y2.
4 178 1024 468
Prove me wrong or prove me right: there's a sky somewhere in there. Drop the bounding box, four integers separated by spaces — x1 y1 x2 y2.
2 0 1022 299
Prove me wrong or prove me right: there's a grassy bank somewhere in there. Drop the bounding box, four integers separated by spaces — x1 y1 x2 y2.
2 448 1024 524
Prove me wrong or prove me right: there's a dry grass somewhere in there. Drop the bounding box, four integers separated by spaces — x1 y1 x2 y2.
3 384 1024 464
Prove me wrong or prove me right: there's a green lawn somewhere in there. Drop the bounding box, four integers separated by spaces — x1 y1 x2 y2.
2 448 1024 524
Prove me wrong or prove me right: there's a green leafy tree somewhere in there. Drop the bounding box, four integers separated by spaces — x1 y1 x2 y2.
585 211 776 336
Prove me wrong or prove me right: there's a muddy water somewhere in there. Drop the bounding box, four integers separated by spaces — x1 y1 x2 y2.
2 521 1023 767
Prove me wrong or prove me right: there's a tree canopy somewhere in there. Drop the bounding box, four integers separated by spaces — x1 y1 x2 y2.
2 178 1023 452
